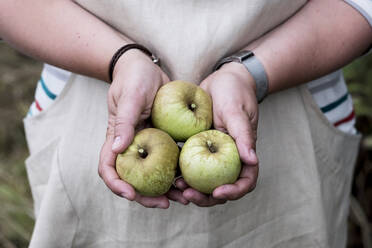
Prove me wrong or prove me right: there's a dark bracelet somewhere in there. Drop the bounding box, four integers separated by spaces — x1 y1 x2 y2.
108 43 160 82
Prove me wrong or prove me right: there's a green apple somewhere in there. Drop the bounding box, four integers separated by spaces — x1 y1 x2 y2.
151 80 213 141
179 130 241 194
116 128 180 197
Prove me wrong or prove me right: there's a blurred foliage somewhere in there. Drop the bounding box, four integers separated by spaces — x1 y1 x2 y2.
0 157 34 248
344 55 372 120
344 54 372 247
0 42 371 247
344 54 372 248
0 43 42 248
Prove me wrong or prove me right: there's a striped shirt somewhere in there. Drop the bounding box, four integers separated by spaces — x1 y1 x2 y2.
307 71 356 134
27 64 71 116
27 65 357 134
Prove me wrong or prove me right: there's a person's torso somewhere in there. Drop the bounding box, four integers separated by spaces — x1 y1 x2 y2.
25 2 360 247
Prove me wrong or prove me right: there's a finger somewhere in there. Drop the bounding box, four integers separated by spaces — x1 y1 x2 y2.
135 118 153 132
166 188 190 205
224 109 258 165
183 188 226 207
174 178 189 191
112 92 145 153
135 194 170 209
214 126 228 134
98 137 136 200
212 164 259 200
134 120 148 132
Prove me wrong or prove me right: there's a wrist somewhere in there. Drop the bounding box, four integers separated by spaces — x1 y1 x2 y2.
214 50 269 103
110 44 160 82
112 49 150 78
219 62 257 93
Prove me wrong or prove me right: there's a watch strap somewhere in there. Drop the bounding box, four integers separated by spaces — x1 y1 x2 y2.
213 50 269 103
241 52 268 103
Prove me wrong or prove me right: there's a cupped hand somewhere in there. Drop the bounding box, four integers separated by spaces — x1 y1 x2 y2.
98 49 189 208
176 62 259 207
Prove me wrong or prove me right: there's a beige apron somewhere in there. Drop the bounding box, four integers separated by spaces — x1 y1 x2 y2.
24 1 361 247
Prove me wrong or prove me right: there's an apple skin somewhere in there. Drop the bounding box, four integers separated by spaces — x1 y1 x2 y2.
151 80 213 142
116 128 180 197
179 130 241 194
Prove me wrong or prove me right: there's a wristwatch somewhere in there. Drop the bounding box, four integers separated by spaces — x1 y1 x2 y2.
213 50 269 103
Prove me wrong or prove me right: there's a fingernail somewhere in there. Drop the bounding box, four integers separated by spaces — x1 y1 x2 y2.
112 136 121 150
249 149 257 160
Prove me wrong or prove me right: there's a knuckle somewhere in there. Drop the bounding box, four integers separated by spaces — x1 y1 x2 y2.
98 166 103 178
193 200 209 207
214 124 227 133
236 184 250 198
209 198 222 206
115 116 130 126
106 126 114 139
122 82 148 100
108 90 121 107
249 174 258 193
106 180 115 191
107 87 116 99
228 193 242 201
239 129 253 139
248 110 258 122
252 129 258 143
108 116 116 128
249 182 257 193
134 86 148 99
198 203 212 208
242 182 255 195
107 181 122 196
115 118 134 132
224 105 245 118
141 203 156 209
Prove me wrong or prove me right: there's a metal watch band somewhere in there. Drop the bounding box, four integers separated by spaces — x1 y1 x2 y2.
241 52 268 103
213 50 269 103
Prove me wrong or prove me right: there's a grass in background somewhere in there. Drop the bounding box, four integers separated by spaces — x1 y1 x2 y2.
0 43 371 247
0 156 34 248
344 55 372 248
0 43 41 247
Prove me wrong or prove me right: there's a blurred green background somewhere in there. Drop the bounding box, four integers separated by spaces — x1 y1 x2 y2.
0 42 371 247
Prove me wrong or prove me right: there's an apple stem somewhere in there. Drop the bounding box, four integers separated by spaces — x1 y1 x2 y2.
138 148 148 158
189 103 197 111
207 140 212 147
207 140 217 153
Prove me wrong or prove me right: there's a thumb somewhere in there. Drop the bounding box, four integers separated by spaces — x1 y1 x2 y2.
224 110 258 165
111 94 145 153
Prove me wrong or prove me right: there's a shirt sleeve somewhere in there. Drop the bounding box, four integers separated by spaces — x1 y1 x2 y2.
344 0 372 27
344 0 372 53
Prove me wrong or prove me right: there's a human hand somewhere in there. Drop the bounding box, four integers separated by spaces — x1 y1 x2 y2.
98 50 189 208
175 62 259 207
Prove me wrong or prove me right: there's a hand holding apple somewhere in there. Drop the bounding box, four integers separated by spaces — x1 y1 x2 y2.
98 50 188 208
178 62 259 206
116 128 179 196
180 130 241 194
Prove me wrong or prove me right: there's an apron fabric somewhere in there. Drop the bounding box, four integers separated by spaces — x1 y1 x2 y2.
23 1 360 247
